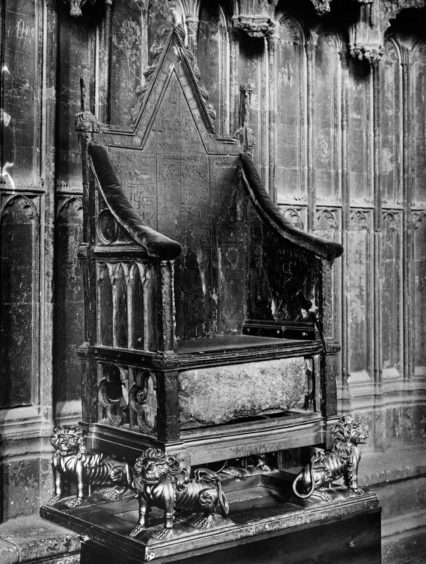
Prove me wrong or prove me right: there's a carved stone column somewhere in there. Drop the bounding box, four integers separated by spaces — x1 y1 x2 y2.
186 16 198 52
338 49 351 410
234 85 256 158
306 36 318 231
232 15 276 185
372 59 383 400
401 47 414 381
266 29 278 200
229 27 240 134
97 0 113 123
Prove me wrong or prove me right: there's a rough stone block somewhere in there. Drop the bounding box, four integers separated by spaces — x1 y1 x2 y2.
178 357 307 426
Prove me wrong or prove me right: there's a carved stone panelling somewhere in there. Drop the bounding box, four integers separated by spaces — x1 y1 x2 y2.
346 210 373 379
279 206 306 231
109 0 144 126
148 0 183 65
55 197 84 403
197 2 230 134
56 6 92 192
316 208 341 339
381 211 402 379
0 196 39 407
276 16 306 203
412 42 426 205
413 212 426 373
347 60 373 205
381 38 402 206
313 32 341 203
2 0 40 188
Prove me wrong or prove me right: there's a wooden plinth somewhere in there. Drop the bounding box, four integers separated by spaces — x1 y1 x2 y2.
41 474 381 563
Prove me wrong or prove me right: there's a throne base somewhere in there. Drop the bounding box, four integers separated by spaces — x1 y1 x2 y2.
41 473 381 563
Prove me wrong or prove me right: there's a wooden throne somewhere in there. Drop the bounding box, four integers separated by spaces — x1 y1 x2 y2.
41 26 380 564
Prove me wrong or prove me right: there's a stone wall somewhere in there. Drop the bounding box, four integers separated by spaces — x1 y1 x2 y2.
0 0 425 550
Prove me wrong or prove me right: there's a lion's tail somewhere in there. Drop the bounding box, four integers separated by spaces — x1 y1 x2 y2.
292 466 315 499
110 462 133 489
215 479 229 516
194 468 230 517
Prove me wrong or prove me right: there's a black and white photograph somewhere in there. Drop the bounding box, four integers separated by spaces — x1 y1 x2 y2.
0 1 425 562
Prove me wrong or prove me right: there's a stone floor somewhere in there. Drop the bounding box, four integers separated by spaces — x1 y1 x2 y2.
1 517 425 563
383 527 426 564
0 515 80 564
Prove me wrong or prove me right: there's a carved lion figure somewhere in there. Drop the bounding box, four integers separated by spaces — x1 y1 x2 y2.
48 425 131 507
292 415 368 500
130 448 229 539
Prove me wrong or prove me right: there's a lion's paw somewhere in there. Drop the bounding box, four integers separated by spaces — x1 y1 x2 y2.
312 490 332 502
104 487 123 501
190 514 215 530
129 524 146 538
47 495 61 506
64 497 84 508
152 528 173 540
351 487 364 495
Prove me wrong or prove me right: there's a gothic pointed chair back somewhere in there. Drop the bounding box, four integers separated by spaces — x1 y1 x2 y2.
76 25 342 457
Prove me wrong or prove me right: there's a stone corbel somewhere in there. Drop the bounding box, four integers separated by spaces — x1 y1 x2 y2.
75 79 99 137
234 84 256 157
63 0 111 18
309 0 332 15
232 15 275 39
349 0 384 63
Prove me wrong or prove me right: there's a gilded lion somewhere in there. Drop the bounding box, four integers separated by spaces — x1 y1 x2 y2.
48 425 131 507
292 415 368 500
130 448 229 538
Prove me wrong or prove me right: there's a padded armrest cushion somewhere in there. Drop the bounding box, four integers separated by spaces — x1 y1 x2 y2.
240 153 343 261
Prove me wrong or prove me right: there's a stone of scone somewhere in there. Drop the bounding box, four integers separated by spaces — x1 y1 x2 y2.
178 357 307 427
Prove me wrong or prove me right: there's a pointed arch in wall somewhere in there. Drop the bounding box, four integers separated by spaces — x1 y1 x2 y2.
313 29 343 204
413 212 426 375
381 211 403 380
0 195 40 408
197 1 232 134
275 15 307 203
54 197 84 403
381 36 403 206
108 0 147 126
412 40 426 207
